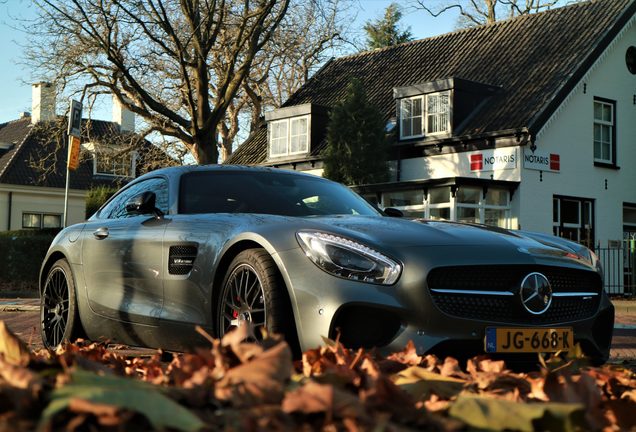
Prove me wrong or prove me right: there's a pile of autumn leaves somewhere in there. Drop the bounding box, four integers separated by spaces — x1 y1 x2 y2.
1 322 635 431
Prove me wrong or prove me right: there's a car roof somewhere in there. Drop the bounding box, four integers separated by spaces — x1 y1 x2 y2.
136 164 326 182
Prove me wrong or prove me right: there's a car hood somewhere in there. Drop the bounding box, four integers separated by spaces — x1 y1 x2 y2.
302 215 585 259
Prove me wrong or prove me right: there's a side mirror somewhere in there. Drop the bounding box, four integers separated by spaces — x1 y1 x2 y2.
383 207 403 218
126 191 164 218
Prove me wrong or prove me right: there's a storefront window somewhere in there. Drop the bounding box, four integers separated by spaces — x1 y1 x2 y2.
456 187 480 204
385 190 423 207
382 190 425 218
486 189 507 206
485 208 507 227
429 207 450 220
429 187 450 204
457 207 478 223
380 185 510 227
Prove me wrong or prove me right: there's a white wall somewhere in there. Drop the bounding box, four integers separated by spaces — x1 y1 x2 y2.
519 19 636 244
398 146 522 183
0 185 86 231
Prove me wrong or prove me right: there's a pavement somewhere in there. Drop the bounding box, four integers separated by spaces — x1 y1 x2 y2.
1 297 635 362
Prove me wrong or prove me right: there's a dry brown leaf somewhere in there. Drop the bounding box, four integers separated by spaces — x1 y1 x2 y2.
621 389 636 402
440 357 468 380
282 381 366 421
0 356 41 392
604 398 636 431
0 321 30 367
386 340 423 367
215 340 292 407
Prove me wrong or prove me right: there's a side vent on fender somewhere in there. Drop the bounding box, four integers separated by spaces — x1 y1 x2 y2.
169 245 198 275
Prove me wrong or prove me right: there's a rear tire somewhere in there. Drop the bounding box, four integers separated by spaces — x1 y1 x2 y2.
217 249 298 352
40 258 84 349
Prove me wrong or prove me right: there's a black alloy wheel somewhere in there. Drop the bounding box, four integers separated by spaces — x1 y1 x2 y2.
217 249 299 352
220 262 267 335
41 259 83 349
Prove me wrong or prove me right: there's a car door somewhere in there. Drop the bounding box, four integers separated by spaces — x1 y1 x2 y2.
82 177 169 326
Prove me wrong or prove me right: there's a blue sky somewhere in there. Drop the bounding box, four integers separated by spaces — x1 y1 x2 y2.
0 0 457 124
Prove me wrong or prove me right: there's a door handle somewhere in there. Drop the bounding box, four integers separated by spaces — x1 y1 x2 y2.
93 227 109 239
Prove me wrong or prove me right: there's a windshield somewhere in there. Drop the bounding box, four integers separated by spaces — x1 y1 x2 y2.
178 170 380 217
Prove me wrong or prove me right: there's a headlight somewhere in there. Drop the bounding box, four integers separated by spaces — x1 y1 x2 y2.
296 231 402 285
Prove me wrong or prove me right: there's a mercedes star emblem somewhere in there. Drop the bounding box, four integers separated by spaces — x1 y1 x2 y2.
520 272 553 315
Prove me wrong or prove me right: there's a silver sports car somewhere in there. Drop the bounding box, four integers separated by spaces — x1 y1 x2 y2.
40 165 614 363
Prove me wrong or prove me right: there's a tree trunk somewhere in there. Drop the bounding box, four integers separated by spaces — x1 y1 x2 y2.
191 129 219 164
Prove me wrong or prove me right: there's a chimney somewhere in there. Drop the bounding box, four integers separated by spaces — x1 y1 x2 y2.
112 94 135 132
31 82 56 124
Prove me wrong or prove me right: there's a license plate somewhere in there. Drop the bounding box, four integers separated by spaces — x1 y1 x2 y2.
484 327 574 353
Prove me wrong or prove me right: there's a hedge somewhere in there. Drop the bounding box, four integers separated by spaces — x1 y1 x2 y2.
85 185 118 219
0 229 60 293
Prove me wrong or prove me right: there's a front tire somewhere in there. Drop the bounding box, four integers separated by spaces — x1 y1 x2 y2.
217 249 297 349
40 258 84 349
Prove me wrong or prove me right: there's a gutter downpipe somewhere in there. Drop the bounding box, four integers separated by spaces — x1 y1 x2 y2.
7 191 12 230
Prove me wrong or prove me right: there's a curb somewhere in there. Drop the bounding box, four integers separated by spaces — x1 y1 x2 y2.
612 301 635 314
0 305 39 312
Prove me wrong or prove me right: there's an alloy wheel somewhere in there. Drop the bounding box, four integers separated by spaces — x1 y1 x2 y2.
220 263 266 336
41 267 70 347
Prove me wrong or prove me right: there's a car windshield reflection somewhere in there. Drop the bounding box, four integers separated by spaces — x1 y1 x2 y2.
178 170 380 217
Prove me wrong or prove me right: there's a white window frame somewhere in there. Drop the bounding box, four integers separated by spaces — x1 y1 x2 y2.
454 187 510 228
380 186 510 227
22 212 62 229
593 99 615 164
82 142 136 178
400 91 451 139
268 115 310 158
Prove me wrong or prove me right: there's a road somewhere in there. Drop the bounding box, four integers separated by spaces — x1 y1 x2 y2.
1 302 634 363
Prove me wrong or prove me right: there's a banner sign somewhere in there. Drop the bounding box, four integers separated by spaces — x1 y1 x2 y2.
468 148 517 172
67 135 81 170
523 149 560 172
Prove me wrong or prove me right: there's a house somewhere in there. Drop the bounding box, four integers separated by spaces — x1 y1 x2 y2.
0 83 142 231
228 0 636 293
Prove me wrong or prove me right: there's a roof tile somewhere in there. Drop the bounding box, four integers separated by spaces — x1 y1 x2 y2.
229 0 634 165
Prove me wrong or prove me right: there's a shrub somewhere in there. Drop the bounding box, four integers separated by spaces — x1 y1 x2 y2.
323 78 389 186
85 185 118 218
0 229 60 294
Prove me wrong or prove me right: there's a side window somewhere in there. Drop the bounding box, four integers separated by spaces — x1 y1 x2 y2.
97 177 169 219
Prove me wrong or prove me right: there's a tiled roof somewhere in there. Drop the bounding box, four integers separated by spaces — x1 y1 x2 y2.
0 117 139 190
229 0 635 165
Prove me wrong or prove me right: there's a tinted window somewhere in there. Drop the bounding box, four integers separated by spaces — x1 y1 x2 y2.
179 171 379 217
97 177 169 219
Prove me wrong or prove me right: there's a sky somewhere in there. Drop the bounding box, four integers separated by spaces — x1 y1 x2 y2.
0 0 458 124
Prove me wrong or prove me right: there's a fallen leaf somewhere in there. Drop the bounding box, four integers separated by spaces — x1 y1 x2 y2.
282 381 366 420
39 369 204 432
0 356 42 392
215 340 293 407
0 321 30 366
393 366 465 400
449 394 586 432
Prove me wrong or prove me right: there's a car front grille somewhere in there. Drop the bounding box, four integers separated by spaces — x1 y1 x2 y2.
427 265 602 324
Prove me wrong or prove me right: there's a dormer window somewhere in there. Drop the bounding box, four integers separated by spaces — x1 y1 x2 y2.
82 142 136 177
400 91 450 139
269 116 310 157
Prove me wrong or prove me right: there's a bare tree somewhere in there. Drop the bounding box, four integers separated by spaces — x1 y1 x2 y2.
25 0 289 164
27 116 178 186
412 0 566 28
216 0 354 161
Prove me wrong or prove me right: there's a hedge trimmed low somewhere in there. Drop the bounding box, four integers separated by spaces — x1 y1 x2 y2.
0 229 60 293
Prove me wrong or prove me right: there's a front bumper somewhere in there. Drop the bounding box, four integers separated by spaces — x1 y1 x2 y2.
276 244 614 362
